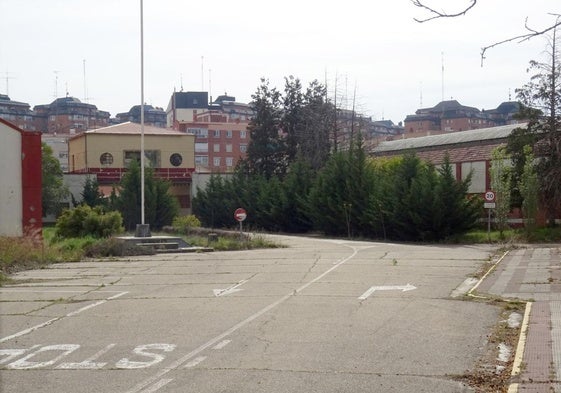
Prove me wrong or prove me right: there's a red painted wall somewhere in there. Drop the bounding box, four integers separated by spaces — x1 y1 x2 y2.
21 131 43 236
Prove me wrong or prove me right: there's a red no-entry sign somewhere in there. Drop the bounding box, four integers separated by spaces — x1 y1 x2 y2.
234 208 247 222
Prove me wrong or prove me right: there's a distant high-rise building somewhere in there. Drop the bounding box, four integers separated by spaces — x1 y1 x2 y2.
403 99 523 134
167 91 253 173
0 94 37 131
33 96 110 134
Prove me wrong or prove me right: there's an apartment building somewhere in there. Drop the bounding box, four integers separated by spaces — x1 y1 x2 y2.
404 100 523 134
0 94 38 131
115 104 167 128
33 96 110 134
167 91 252 172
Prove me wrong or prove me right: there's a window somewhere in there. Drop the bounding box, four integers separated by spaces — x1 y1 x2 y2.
123 150 160 168
213 130 220 138
213 144 220 152
226 130 232 138
226 144 233 153
170 153 183 167
187 128 208 137
226 157 233 167
100 152 114 165
240 144 247 153
195 156 208 166
213 157 221 167
241 131 247 139
195 143 208 153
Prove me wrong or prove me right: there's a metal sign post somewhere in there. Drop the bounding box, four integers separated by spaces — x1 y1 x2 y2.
234 208 247 239
484 191 496 240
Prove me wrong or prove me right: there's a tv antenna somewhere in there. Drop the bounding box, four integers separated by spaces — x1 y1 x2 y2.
3 71 16 96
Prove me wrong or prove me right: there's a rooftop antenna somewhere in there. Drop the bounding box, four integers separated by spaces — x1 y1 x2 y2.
53 70 60 98
180 73 184 92
209 68 212 104
441 52 445 102
201 56 204 91
3 71 15 96
83 59 89 103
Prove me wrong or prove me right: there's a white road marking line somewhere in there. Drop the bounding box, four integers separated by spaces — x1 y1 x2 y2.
139 378 173 393
212 340 231 350
125 246 360 393
0 289 122 293
0 291 128 344
184 356 207 368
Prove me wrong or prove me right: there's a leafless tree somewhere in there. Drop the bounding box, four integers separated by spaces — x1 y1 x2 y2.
411 0 561 64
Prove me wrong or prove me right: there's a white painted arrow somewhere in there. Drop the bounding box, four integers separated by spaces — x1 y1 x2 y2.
213 279 248 297
358 284 416 300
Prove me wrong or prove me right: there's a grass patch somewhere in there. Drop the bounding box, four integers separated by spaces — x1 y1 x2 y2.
1 228 283 284
446 226 561 244
187 233 284 251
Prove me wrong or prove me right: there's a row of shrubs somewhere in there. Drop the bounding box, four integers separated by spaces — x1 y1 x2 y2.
55 204 202 240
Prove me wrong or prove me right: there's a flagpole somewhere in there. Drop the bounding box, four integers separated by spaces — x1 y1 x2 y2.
140 0 145 226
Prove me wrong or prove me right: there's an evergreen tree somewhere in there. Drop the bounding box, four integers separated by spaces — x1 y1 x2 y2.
243 78 287 179
114 160 179 231
81 176 106 208
41 143 69 217
282 76 304 162
192 174 232 228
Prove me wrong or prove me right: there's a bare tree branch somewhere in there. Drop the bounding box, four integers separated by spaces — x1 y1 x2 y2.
480 15 561 66
412 2 561 65
411 0 477 23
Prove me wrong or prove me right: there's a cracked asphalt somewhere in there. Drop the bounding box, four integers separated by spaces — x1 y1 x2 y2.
1 235 502 392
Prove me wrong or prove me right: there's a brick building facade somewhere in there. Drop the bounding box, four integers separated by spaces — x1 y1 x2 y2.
167 92 252 172
404 100 523 134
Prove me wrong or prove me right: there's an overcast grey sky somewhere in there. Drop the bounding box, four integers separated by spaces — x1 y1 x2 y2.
0 0 558 123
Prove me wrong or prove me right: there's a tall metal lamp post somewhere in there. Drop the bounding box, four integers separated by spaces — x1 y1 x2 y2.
135 0 150 237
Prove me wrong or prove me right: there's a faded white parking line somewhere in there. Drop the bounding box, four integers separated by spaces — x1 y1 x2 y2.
0 291 128 344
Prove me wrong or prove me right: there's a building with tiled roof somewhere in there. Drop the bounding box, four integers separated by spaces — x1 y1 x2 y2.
115 105 167 128
33 96 110 134
0 94 38 131
67 122 195 213
404 100 523 134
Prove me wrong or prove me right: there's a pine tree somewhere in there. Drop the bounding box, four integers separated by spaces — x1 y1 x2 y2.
243 78 287 179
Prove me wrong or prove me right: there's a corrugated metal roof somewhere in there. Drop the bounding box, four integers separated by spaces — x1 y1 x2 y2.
372 123 527 153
